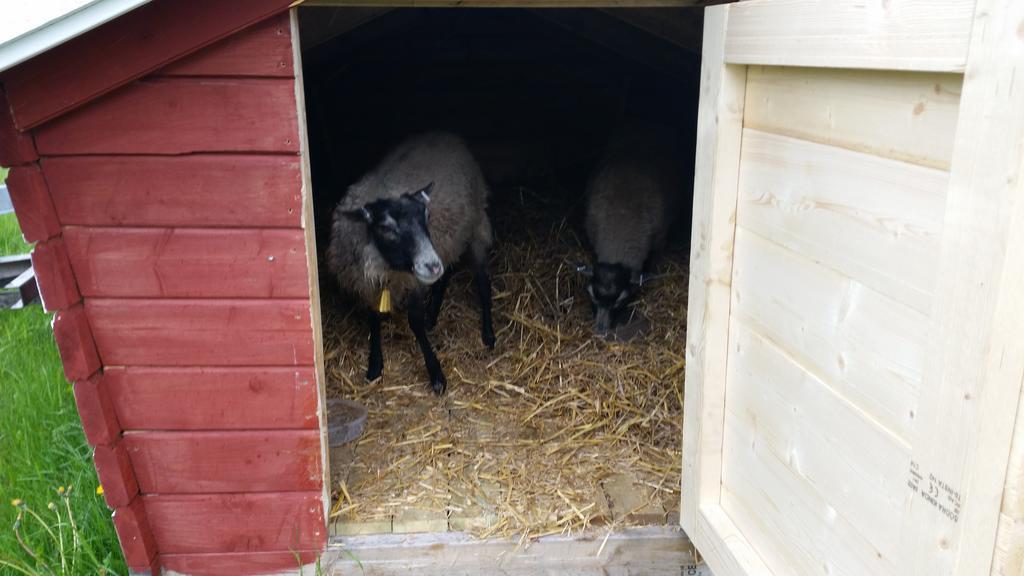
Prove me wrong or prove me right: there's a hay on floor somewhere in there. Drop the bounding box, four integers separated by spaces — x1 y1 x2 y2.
322 186 688 540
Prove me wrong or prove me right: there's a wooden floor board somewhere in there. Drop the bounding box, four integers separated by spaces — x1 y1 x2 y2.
330 417 671 536
603 473 667 526
325 526 700 575
330 439 393 536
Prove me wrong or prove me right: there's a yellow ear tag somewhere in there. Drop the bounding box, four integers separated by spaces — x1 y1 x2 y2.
378 288 392 314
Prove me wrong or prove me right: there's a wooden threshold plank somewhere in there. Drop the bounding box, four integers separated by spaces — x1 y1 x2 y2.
393 505 449 535
446 413 501 534
331 512 392 537
391 412 450 535
589 480 614 528
603 473 666 526
331 438 393 537
326 526 698 575
664 498 680 528
448 479 500 533
329 443 357 496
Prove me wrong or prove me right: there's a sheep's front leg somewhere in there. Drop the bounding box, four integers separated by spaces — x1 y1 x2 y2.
426 271 450 331
407 297 447 395
366 310 384 381
473 261 496 349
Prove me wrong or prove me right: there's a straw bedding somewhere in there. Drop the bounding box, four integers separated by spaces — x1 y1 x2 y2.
322 185 688 540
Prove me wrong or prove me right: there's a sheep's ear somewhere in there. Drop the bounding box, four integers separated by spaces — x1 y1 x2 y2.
409 182 434 205
342 206 372 224
574 263 593 277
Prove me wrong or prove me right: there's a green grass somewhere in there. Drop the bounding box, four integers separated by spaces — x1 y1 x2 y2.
1 168 29 256
0 214 127 574
0 214 30 256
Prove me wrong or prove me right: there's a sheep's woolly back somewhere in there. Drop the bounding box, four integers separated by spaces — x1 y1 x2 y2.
326 132 492 309
584 135 681 271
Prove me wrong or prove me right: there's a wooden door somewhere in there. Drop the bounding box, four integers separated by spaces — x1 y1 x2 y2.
681 1 1024 575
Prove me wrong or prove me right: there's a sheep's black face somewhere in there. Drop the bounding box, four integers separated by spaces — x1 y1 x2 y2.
343 183 444 284
587 262 638 333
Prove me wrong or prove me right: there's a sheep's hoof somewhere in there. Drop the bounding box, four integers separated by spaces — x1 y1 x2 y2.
430 373 447 396
482 330 496 350
366 362 383 382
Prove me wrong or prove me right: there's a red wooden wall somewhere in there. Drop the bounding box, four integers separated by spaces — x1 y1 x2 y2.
1 8 326 575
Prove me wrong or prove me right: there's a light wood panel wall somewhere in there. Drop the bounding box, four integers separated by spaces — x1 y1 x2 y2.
900 1 1024 574
744 66 962 171
723 0 974 72
721 59 961 576
722 97 954 576
682 3 1005 575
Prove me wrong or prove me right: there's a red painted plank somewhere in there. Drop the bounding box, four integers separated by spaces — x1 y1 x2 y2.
74 374 121 447
42 155 302 228
0 88 36 165
53 304 101 382
31 237 81 312
1 0 293 129
112 497 158 571
64 227 309 299
159 550 321 576
104 367 318 430
94 441 140 509
158 14 294 78
124 430 322 494
6 165 60 243
144 492 325 554
34 78 299 155
86 299 314 366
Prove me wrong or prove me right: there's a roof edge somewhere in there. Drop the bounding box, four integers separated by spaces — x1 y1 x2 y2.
0 0 152 74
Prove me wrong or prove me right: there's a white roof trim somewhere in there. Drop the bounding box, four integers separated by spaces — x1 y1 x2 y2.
0 0 153 74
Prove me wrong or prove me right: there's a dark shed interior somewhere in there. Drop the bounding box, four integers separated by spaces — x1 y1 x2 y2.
300 7 701 236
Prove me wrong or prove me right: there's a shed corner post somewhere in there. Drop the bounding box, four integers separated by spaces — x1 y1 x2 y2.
681 0 748 568
288 6 334 555
899 0 1024 574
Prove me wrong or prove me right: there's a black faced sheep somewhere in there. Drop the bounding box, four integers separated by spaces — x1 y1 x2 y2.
326 132 495 395
583 126 683 333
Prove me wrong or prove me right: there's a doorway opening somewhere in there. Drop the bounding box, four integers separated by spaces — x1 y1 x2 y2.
298 6 701 537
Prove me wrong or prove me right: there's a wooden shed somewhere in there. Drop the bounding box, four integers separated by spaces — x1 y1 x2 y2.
2 0 1024 575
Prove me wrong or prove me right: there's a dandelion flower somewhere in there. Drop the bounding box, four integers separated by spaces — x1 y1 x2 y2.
10 499 22 507
47 502 57 511
57 486 65 495
96 485 104 496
